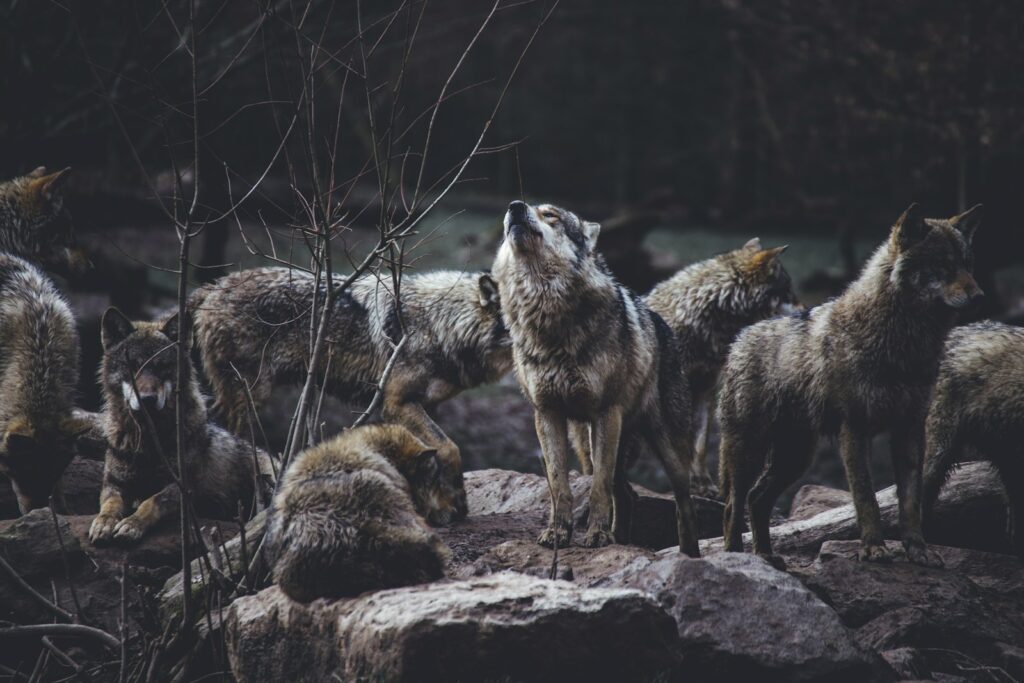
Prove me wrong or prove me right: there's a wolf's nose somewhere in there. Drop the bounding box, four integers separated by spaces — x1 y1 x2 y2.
508 200 527 217
139 394 159 411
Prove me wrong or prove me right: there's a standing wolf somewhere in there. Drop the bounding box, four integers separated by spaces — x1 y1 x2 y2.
190 267 511 521
492 200 699 554
0 167 88 275
718 204 983 566
0 254 90 513
264 423 449 602
641 238 796 496
89 308 275 544
922 322 1024 558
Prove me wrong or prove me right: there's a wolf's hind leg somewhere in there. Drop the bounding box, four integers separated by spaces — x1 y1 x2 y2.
748 427 813 565
719 428 763 553
647 428 700 557
690 393 718 498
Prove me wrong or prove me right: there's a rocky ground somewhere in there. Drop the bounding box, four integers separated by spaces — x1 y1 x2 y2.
1 455 1020 682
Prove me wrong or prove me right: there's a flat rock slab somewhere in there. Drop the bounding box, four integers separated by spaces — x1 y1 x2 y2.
226 573 680 682
701 462 1009 558
460 539 656 585
465 468 724 550
601 552 885 682
794 540 1024 681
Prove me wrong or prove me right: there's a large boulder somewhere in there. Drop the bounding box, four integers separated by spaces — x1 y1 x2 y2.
794 540 1024 681
788 484 851 521
225 573 680 682
702 462 1009 558
0 458 103 520
600 552 885 681
464 468 724 550
0 508 81 577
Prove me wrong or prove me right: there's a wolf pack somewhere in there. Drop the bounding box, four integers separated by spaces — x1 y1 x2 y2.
0 165 1018 606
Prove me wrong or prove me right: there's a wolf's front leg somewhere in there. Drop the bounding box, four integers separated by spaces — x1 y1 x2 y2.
383 396 467 519
89 453 130 544
111 484 180 544
534 409 573 548
839 421 890 562
891 424 943 567
584 407 623 548
569 421 592 475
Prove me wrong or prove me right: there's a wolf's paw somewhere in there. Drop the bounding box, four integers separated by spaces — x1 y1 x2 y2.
905 542 944 568
111 517 145 544
756 552 788 571
858 543 893 563
691 476 720 500
537 525 572 549
88 514 120 544
582 527 615 548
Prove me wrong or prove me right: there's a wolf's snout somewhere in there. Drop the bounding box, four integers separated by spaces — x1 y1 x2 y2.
508 200 528 218
123 376 173 412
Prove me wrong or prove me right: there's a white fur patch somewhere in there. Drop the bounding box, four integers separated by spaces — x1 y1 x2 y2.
122 381 141 411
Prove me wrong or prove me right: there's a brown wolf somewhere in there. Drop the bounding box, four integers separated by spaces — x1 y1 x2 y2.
89 308 275 545
492 200 699 555
635 238 796 496
190 267 511 522
0 167 88 275
718 204 983 566
0 253 91 513
263 423 449 602
922 321 1024 558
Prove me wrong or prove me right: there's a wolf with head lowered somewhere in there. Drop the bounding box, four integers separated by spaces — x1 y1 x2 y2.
492 200 699 554
190 267 512 522
718 204 983 566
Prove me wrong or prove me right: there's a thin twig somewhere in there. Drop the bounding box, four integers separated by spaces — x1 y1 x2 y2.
0 554 73 622
48 500 84 624
0 624 120 651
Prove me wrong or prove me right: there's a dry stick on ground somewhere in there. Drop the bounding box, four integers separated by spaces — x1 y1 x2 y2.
0 625 120 651
47 500 84 624
40 637 89 682
118 559 127 683
0 554 74 622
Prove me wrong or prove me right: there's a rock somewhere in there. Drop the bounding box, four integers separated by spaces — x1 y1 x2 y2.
437 511 546 570
225 573 680 682
702 462 1009 558
464 468 724 550
0 458 104 520
789 484 852 521
880 647 932 680
461 539 655 585
601 552 883 681
0 508 82 577
794 540 1024 681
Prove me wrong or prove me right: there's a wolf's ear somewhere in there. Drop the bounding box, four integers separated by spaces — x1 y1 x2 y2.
27 166 48 179
101 307 135 349
160 310 192 347
893 203 929 250
416 448 440 480
950 204 983 243
582 221 601 252
748 245 788 271
28 167 71 202
478 273 500 310
742 237 762 251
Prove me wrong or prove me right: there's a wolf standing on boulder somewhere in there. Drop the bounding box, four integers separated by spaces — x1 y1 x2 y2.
718 204 983 566
492 200 699 554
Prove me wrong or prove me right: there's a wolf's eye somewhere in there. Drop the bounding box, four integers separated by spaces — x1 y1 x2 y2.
539 209 558 220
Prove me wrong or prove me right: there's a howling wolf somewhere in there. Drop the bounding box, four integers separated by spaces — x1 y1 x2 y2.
718 204 983 566
492 200 699 555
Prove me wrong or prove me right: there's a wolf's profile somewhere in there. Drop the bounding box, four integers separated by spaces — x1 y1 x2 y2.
492 200 699 554
0 254 90 513
190 267 511 522
0 167 87 274
922 321 1024 557
264 423 449 602
638 238 796 496
718 204 983 566
89 308 275 545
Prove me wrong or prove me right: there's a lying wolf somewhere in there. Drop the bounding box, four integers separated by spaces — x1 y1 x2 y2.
0 253 90 513
492 200 699 555
718 204 983 566
922 321 1024 558
264 423 450 602
190 267 512 522
89 308 275 544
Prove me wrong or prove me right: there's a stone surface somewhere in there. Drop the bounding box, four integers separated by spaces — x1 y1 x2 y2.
460 539 655 584
0 458 104 519
226 573 680 682
464 467 724 550
0 508 81 577
601 552 884 681
701 462 1009 558
789 484 852 521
